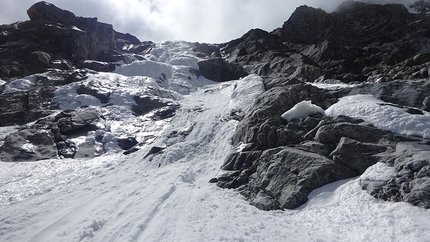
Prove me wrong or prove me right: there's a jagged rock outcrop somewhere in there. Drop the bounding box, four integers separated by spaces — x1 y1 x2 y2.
215 76 430 209
360 141 430 208
0 1 143 79
214 1 430 210
0 128 58 162
0 69 90 126
218 1 430 83
0 2 160 161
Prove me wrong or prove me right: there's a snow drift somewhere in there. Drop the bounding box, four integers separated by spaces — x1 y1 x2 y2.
281 100 325 122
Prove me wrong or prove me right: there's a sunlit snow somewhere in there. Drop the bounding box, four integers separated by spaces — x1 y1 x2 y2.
326 94 430 139
281 100 325 122
1 42 430 242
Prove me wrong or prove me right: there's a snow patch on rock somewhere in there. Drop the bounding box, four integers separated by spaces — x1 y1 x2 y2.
326 94 430 139
281 100 325 122
229 74 265 113
3 76 36 93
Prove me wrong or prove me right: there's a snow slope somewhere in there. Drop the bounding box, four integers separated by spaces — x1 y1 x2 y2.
1 42 430 242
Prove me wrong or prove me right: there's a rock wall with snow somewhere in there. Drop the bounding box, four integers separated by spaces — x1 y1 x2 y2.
211 1 430 209
1 0 430 215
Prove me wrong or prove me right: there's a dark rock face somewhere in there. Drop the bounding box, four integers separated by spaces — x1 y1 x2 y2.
27 1 76 23
215 1 430 210
0 2 153 162
0 129 57 162
197 58 248 82
0 1 145 79
0 70 90 126
117 137 138 150
216 104 397 209
217 2 430 83
361 143 430 208
246 147 354 210
55 108 100 134
132 96 180 119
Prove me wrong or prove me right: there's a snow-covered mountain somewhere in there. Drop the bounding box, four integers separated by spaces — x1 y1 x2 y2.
1 1 430 241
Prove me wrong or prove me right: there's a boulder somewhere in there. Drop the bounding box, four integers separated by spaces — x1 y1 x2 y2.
132 96 179 119
76 84 111 104
315 122 387 144
243 147 354 210
0 129 57 162
27 1 76 24
360 142 430 209
117 137 138 150
330 137 387 174
23 51 52 68
55 107 100 134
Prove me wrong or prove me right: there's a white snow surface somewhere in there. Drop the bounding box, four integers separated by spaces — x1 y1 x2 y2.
229 74 265 113
310 82 356 90
281 100 325 122
2 76 36 93
326 94 430 139
1 42 430 242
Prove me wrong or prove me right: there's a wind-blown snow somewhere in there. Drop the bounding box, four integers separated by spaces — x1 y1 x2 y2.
281 100 325 122
326 94 430 139
1 42 430 242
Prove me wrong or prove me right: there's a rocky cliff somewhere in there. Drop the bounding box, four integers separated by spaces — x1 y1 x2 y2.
210 1 430 210
1 1 430 210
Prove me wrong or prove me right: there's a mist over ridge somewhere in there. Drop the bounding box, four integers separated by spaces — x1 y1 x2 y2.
0 0 425 43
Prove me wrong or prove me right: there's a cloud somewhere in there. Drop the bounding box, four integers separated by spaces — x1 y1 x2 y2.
0 0 422 43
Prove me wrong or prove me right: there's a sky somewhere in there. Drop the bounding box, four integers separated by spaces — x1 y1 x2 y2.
0 0 419 43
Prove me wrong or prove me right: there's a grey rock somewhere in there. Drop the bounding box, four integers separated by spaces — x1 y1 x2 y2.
56 140 76 158
0 129 57 162
197 58 248 82
144 146 165 158
330 137 387 174
350 79 430 111
244 147 354 210
360 143 430 208
221 150 262 172
23 51 52 68
315 122 386 144
56 107 100 134
296 141 331 157
404 178 430 208
132 96 179 119
76 60 116 72
76 84 111 104
117 137 138 150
